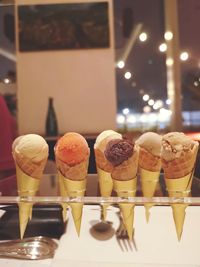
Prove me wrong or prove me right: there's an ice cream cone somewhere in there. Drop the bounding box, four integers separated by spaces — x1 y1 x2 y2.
58 170 86 236
162 138 199 240
113 178 137 240
97 167 113 220
104 140 139 240
12 134 48 239
15 163 40 239
165 172 193 241
56 157 89 236
136 132 162 222
55 132 90 236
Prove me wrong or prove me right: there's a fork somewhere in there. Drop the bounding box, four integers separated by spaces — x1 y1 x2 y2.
116 212 138 252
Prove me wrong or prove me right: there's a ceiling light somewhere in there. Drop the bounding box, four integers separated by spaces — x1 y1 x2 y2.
164 31 173 41
148 99 155 106
180 52 189 61
3 78 10 84
159 43 167 52
166 58 174 66
124 72 132 79
117 60 125 69
139 32 148 42
122 108 130 115
143 94 149 101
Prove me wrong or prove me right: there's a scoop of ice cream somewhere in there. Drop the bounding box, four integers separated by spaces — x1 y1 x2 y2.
55 132 89 166
13 134 49 162
136 132 162 156
94 130 122 152
105 139 134 166
161 132 198 161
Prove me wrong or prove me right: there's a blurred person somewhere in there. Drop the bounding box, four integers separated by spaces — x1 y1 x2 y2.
0 94 17 181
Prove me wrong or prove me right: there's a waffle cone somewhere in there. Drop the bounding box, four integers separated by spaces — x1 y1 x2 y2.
94 148 113 172
165 172 193 241
18 202 32 239
97 167 113 220
13 152 47 179
111 148 139 181
60 171 86 236
139 147 161 172
56 157 89 181
139 168 160 222
162 142 198 240
162 142 199 179
56 157 89 226
113 177 137 240
56 156 88 236
15 163 40 239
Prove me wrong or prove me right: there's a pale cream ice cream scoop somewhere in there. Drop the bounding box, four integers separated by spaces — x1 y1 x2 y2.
136 132 162 156
94 130 122 152
13 134 49 162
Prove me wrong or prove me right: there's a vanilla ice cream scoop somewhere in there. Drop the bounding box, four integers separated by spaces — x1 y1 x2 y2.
161 132 198 161
94 130 122 152
13 134 49 162
136 132 162 156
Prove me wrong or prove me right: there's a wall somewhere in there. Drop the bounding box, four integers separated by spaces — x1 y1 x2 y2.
15 0 117 135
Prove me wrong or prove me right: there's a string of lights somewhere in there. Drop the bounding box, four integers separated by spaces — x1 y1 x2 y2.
115 28 198 131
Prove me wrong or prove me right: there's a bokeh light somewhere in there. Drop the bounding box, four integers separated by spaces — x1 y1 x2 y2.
124 71 132 79
139 32 148 42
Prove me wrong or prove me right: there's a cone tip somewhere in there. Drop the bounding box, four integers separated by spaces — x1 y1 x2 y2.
20 222 27 239
145 211 150 223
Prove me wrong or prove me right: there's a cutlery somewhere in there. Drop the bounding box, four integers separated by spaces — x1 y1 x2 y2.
0 236 58 260
90 205 114 240
116 212 138 252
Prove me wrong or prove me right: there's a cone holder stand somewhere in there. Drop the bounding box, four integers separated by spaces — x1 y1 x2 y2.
1 175 200 242
1 195 200 205
1 174 200 205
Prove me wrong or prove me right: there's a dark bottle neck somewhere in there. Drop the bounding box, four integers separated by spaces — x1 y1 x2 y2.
49 97 53 107
46 97 58 137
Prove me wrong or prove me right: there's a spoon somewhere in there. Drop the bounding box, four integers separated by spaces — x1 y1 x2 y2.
90 205 114 241
0 236 58 260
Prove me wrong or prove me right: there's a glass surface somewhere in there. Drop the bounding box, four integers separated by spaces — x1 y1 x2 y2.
1 174 200 205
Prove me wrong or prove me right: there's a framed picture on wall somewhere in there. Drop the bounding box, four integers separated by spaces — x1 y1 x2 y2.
18 2 110 52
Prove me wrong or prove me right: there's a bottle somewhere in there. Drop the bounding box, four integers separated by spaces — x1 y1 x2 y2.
45 97 58 136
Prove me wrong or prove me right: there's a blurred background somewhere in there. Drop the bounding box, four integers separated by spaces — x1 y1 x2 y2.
0 0 200 137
